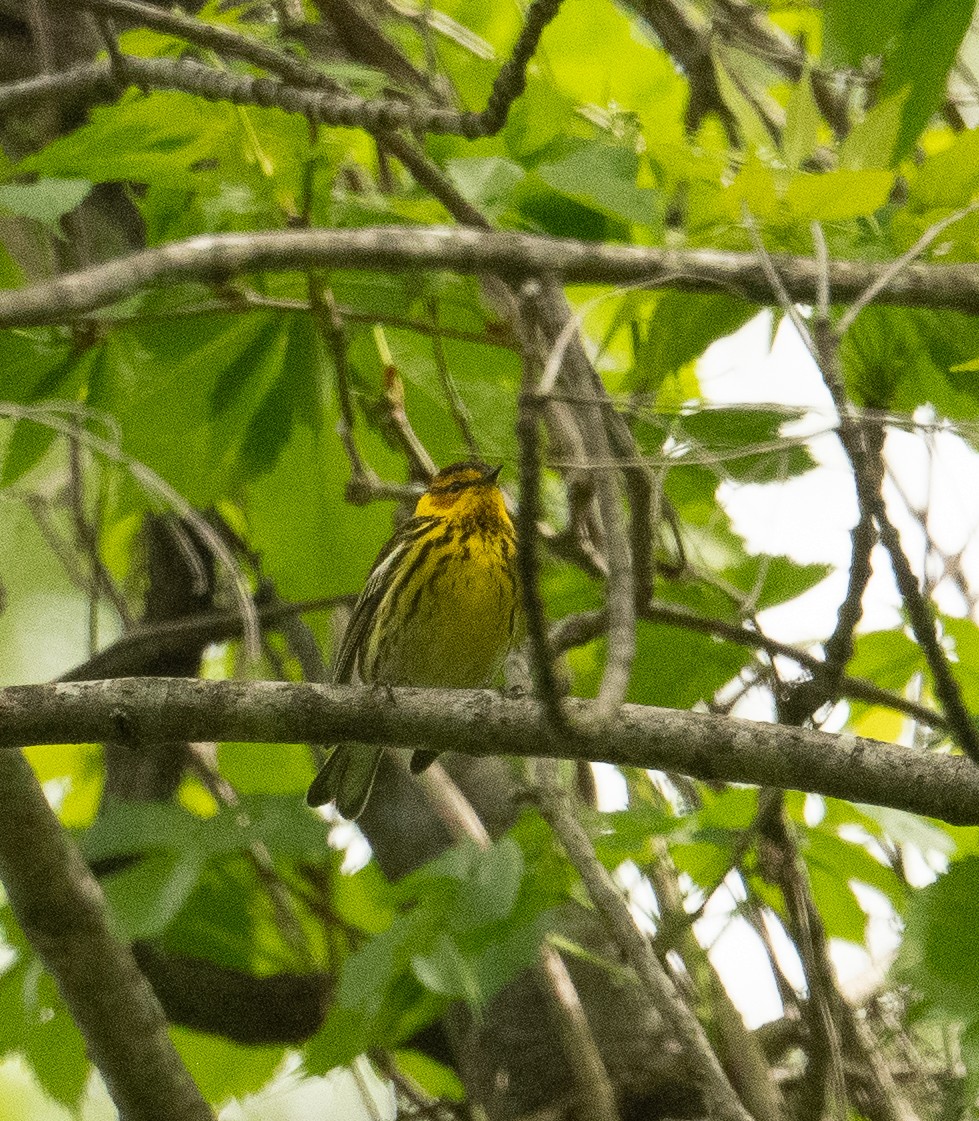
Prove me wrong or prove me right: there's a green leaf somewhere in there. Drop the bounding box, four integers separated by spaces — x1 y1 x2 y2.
880 0 974 158
803 827 906 914
823 1 908 67
698 787 759 831
838 91 908 171
941 616 979 711
240 314 325 478
412 932 482 1002
445 156 525 218
101 851 204 940
633 405 816 484
908 127 979 209
0 920 89 1109
393 1050 466 1102
784 169 895 220
450 837 524 932
333 859 396 936
535 143 659 228
899 856 979 1020
827 0 972 159
620 620 752 709
723 555 831 612
849 629 923 691
593 805 682 867
19 92 234 188
217 741 315 796
0 179 92 231
170 1027 285 1106
159 859 260 974
782 73 822 170
633 295 756 389
670 840 734 888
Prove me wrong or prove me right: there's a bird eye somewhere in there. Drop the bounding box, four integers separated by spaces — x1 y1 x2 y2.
450 480 466 493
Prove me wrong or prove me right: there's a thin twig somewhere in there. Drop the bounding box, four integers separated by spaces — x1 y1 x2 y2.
65 0 349 92
550 602 947 730
742 205 818 365
837 202 979 337
375 327 437 480
2 402 261 662
515 284 571 733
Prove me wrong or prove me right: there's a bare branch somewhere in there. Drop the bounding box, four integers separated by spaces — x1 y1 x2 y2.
2 0 565 142
61 0 349 92
552 603 947 731
4 677 979 824
5 226 979 329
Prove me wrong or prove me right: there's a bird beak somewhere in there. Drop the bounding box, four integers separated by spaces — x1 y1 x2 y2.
486 464 503 483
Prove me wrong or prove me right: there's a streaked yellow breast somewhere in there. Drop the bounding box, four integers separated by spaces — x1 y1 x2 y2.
362 516 518 688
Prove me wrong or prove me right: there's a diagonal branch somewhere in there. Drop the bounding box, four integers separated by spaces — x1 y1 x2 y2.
0 748 213 1121
534 758 755 1121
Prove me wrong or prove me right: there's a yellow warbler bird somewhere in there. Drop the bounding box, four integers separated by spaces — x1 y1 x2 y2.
306 460 520 818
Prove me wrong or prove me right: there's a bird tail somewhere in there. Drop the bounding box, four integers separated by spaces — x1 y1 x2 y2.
306 745 384 819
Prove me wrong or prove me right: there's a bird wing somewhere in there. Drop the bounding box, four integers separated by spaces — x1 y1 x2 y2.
333 514 442 684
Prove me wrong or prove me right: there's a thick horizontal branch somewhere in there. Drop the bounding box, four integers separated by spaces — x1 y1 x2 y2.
2 227 979 328
3 678 978 825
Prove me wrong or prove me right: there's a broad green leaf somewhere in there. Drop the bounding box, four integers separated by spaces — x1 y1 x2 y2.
807 860 867 943
333 860 396 937
908 127 979 209
412 932 482 1002
803 828 906 914
159 859 260 974
170 1028 285 1106
100 851 204 940
823 1 909 67
19 965 90 1109
880 0 975 158
723 555 830 612
240 315 325 478
941 616 979 712
782 73 822 170
898 856 979 1020
592 806 683 867
634 404 816 483
0 920 89 1109
536 144 659 229
632 295 756 389
393 1050 466 1102
698 787 759 831
838 91 908 171
19 92 234 189
246 417 384 603
450 838 524 932
217 741 315 796
848 629 924 691
784 169 894 221
445 156 525 218
566 622 749 709
0 179 92 231
670 840 734 888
